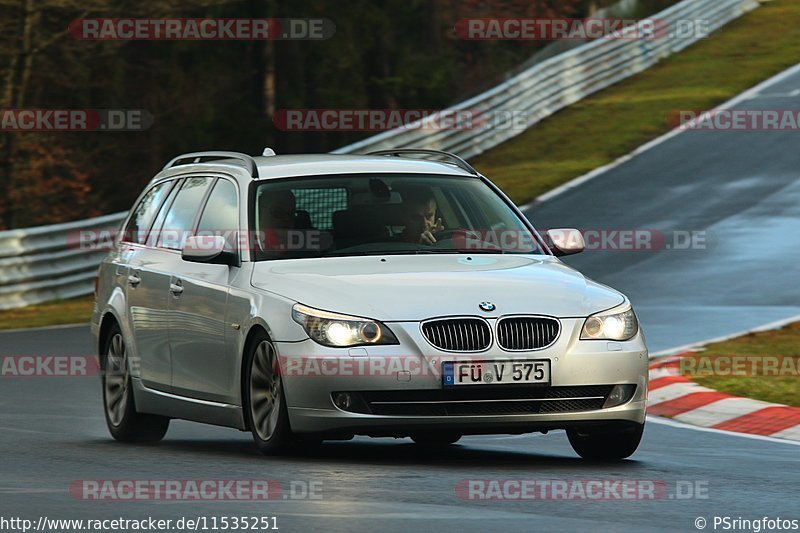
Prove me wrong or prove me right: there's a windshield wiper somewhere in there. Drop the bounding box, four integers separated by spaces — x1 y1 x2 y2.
324 249 419 257
324 248 531 257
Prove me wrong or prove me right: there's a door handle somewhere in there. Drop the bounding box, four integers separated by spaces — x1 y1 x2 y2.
127 273 141 287
170 280 184 296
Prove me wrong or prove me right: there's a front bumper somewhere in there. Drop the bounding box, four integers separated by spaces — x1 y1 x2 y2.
276 318 648 436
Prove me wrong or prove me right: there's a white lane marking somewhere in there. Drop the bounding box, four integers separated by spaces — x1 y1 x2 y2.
757 91 800 98
647 314 800 443
0 426 53 435
520 61 800 209
0 322 88 334
648 382 715 405
648 366 681 379
771 425 800 441
674 397 779 427
646 415 800 446
650 312 800 358
273 511 541 520
0 488 64 494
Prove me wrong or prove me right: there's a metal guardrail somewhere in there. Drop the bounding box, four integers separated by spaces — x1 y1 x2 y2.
0 0 760 310
0 212 126 309
334 0 760 158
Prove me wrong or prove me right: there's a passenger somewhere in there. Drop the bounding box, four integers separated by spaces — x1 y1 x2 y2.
259 190 296 251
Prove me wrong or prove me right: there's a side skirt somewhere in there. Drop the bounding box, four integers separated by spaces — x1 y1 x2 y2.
132 377 246 430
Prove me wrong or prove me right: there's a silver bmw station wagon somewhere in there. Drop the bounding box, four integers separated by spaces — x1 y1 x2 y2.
92 149 648 460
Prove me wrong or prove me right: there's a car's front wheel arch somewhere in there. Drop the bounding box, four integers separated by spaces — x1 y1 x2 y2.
98 312 120 369
240 325 269 432
241 327 295 454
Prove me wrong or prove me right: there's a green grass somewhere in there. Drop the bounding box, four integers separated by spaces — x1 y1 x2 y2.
680 322 800 407
0 296 95 330
473 0 800 204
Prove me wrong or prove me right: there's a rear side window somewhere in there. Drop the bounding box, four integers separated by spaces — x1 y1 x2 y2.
157 177 213 250
122 181 172 244
197 179 238 252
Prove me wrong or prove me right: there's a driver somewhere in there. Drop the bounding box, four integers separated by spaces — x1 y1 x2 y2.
401 189 444 244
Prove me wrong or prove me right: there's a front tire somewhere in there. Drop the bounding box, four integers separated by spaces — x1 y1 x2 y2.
567 422 644 461
243 332 293 454
101 323 169 442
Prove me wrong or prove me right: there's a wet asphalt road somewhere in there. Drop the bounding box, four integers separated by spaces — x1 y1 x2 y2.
525 66 800 352
0 324 797 532
2 67 800 532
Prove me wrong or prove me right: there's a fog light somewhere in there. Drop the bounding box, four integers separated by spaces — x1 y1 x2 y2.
333 392 353 411
603 384 636 408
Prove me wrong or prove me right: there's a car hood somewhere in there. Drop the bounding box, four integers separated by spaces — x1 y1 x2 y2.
250 255 625 321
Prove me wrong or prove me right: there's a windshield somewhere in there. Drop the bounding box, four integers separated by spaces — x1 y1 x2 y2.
251 174 545 260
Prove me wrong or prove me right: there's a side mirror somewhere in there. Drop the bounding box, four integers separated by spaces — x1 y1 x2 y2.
182 235 235 265
546 228 585 257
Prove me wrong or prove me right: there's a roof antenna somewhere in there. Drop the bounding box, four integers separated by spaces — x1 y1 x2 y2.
262 148 276 156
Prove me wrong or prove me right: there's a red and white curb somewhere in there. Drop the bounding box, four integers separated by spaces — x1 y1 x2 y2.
648 354 800 441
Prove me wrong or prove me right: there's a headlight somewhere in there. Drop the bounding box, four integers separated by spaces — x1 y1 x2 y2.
580 304 638 341
291 304 399 347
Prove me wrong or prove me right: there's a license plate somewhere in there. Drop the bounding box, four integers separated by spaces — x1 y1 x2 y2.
442 360 550 387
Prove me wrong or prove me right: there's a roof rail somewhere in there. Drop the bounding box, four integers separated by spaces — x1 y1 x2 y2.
366 149 479 176
163 151 259 178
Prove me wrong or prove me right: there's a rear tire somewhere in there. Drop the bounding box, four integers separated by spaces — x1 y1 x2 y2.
101 323 169 442
243 331 293 455
410 432 462 446
567 422 644 461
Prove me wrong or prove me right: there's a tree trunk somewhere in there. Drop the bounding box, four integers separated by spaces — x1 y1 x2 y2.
1 0 37 229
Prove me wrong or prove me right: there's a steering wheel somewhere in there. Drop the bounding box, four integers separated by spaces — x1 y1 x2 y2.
432 228 506 252
431 228 461 242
